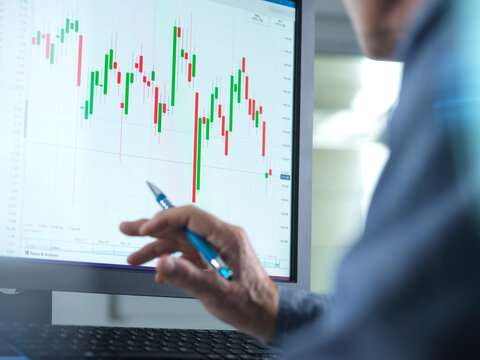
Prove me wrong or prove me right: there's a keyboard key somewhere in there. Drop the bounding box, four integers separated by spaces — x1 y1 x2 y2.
122 352 205 359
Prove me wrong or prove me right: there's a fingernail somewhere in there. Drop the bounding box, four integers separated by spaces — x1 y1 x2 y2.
163 257 175 274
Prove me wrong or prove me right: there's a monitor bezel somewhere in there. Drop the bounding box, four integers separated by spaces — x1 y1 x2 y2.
0 0 313 296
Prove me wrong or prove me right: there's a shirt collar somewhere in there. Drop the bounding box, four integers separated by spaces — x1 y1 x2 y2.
395 0 449 61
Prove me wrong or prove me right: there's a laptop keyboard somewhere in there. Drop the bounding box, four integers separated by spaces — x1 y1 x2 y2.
0 323 278 359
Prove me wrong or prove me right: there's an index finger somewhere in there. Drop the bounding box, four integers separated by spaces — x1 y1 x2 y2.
138 206 225 243
120 219 149 236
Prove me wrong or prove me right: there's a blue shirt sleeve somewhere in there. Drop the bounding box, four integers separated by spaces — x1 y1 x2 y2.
273 286 333 347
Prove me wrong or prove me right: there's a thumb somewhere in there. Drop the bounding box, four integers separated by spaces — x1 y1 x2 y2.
156 256 229 299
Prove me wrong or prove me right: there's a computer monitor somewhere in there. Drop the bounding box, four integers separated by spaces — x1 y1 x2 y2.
0 0 313 300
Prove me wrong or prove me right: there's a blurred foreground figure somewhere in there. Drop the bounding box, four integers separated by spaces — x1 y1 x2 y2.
276 0 480 357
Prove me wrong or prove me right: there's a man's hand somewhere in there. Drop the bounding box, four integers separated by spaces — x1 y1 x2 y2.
120 206 279 343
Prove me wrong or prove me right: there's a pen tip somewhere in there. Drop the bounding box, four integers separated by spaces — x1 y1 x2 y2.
146 181 162 197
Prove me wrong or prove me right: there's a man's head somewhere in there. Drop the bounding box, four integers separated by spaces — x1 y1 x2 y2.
342 0 429 59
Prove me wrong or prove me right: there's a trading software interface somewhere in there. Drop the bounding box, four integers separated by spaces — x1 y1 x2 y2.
0 0 296 279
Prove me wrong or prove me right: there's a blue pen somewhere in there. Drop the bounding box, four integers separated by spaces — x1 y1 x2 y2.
146 181 234 280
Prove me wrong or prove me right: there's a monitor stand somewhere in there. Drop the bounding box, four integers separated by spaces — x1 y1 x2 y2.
0 289 52 324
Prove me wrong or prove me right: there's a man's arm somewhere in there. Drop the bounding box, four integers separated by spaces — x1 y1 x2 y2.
274 287 333 347
121 206 333 346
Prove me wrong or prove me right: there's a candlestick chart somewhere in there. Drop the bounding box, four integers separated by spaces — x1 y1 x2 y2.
31 11 274 204
0 0 295 278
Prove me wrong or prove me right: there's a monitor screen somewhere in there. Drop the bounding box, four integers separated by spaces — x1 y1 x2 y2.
0 0 297 281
